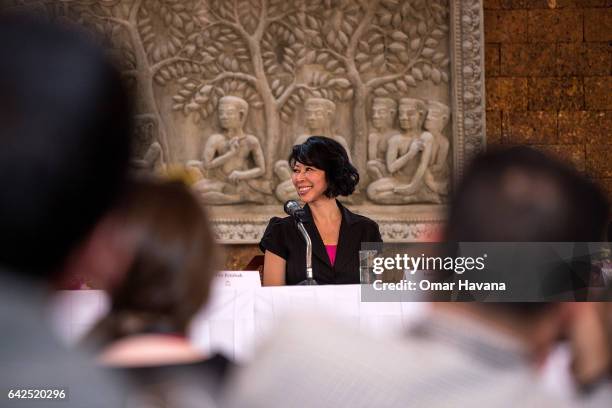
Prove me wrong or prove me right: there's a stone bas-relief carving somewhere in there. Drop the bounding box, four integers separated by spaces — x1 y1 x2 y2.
295 98 352 162
131 115 166 174
9 0 486 242
367 97 398 181
367 98 444 204
187 96 270 204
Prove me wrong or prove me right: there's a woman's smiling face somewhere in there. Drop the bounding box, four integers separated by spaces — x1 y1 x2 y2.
291 161 328 203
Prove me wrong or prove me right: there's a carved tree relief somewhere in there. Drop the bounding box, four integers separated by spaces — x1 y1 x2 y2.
3 0 487 240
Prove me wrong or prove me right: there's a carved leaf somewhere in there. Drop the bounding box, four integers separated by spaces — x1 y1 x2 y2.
372 54 385 68
316 53 329 64
325 60 339 70
441 71 449 83
422 64 432 79
392 13 401 28
305 50 317 63
418 48 435 60
417 21 427 36
338 31 349 47
412 67 423 81
194 94 208 104
409 25 418 38
360 61 372 72
431 29 445 38
330 78 351 88
356 52 369 62
282 61 293 72
398 51 410 63
396 79 408 92
389 42 405 52
410 38 420 51
172 103 183 111
359 40 369 53
374 87 388 97
433 52 445 63
391 31 409 42
372 43 385 54
307 15 319 30
404 75 417 87
431 68 441 84
384 82 398 93
425 38 439 48
379 12 392 26
326 31 336 47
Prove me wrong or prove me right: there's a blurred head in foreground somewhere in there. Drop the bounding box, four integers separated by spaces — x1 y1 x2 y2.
442 146 609 358
0 14 132 281
447 146 608 243
88 181 218 347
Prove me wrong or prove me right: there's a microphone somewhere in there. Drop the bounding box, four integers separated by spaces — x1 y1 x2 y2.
284 200 306 222
282 200 317 285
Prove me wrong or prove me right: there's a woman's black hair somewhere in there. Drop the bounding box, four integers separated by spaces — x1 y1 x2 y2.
289 136 359 197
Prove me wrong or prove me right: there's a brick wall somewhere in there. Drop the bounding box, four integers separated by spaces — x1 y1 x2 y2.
484 0 612 200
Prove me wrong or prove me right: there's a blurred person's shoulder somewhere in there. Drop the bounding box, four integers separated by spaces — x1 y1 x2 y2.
224 313 570 408
0 272 125 408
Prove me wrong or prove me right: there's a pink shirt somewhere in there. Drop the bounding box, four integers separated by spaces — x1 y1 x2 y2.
325 245 337 266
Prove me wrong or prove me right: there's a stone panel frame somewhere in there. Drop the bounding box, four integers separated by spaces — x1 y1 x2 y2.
211 0 486 243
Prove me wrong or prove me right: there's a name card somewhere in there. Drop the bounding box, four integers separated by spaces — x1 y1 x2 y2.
214 270 261 289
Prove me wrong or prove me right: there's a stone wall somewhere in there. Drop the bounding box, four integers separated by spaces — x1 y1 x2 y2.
224 0 612 269
484 0 612 199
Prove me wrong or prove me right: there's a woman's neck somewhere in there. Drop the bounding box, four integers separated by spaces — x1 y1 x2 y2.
308 197 341 223
98 333 206 367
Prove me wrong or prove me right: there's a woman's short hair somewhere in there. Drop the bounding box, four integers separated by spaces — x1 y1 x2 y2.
88 180 218 344
289 136 359 197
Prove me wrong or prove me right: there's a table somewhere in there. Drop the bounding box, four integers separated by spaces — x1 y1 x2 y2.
49 285 428 362
48 285 575 399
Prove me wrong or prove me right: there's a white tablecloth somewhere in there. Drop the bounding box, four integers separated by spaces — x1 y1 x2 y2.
49 285 427 362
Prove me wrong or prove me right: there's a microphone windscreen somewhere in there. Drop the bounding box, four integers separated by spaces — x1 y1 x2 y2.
284 200 301 217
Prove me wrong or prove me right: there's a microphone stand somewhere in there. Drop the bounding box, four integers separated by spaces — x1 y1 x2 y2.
296 219 317 285
284 200 317 285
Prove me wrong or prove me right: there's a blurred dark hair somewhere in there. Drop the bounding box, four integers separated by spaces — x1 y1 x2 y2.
447 146 608 243
289 136 359 197
0 14 132 279
87 181 218 344
446 146 609 313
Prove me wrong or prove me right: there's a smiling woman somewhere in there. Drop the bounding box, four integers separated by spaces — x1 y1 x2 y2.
260 136 383 286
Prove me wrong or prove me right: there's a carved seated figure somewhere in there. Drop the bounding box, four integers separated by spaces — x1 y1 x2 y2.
422 100 451 196
131 115 166 174
273 97 353 203
188 96 266 205
366 98 440 204
367 97 397 181
274 160 298 202
295 97 352 163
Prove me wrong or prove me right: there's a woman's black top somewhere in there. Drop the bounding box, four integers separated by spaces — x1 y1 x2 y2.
259 200 382 285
